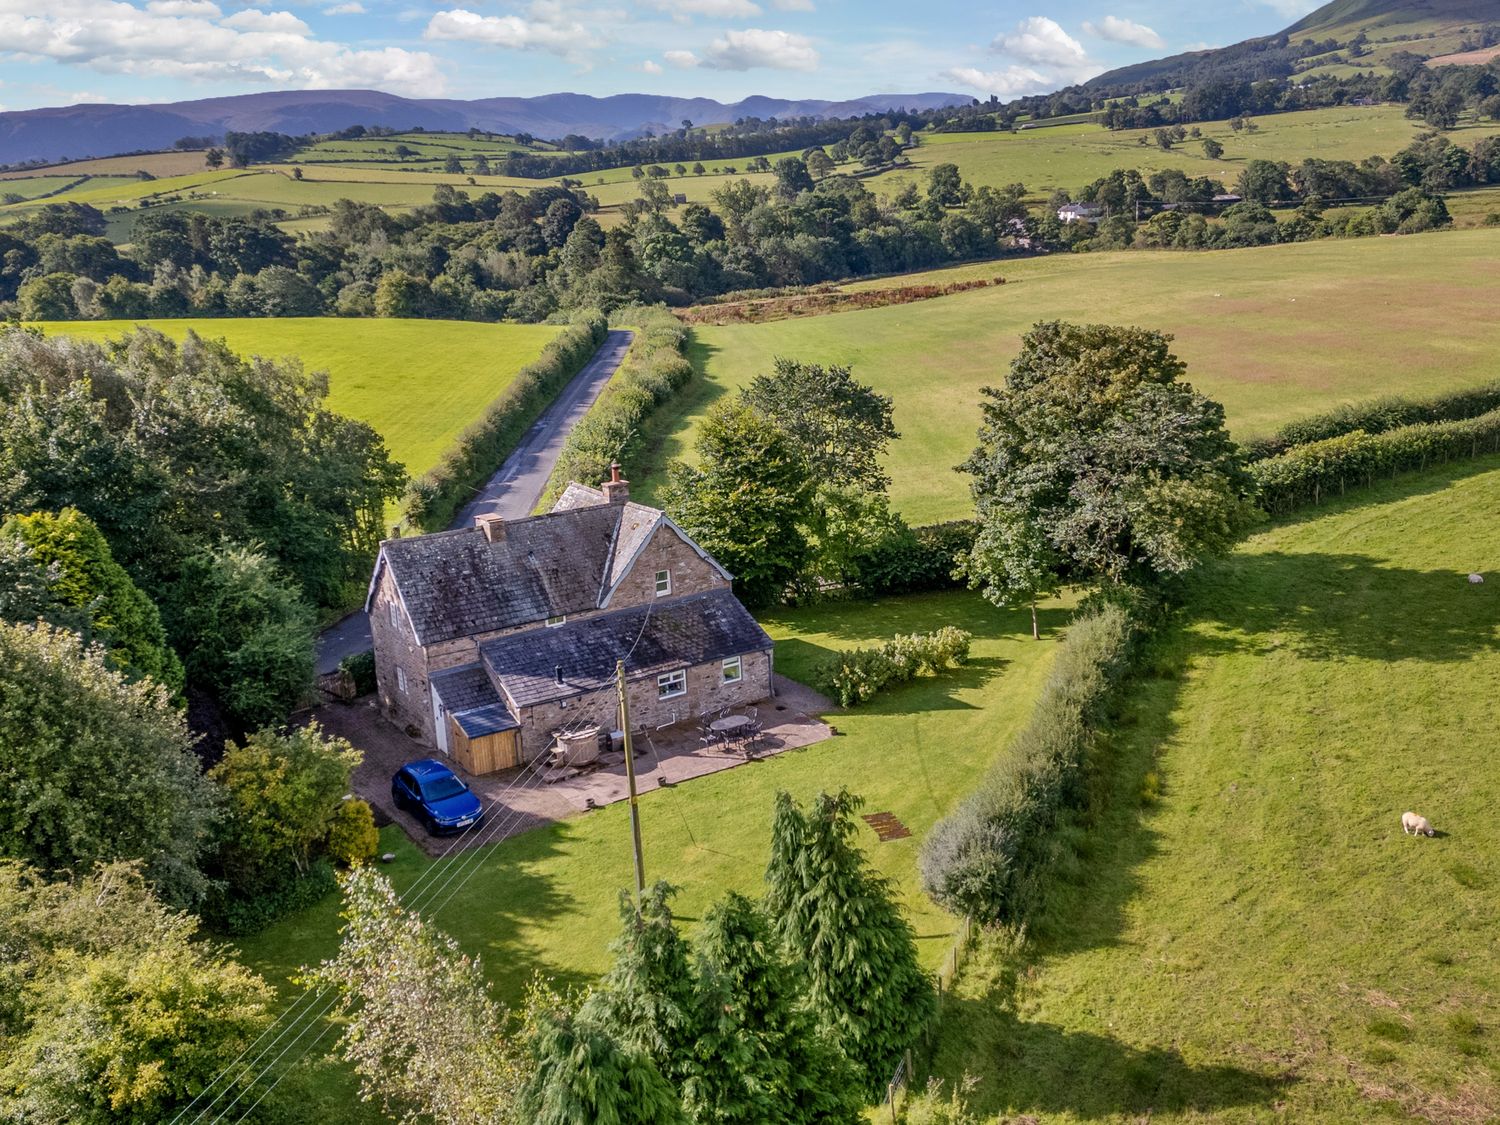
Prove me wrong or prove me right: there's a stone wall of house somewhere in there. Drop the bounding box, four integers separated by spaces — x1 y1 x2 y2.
607 523 729 610
513 648 773 760
370 566 437 746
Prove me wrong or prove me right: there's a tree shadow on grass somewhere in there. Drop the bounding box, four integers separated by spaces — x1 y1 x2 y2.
943 995 1293 1120
1183 551 1498 665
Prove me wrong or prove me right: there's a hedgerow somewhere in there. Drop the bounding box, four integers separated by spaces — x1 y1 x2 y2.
539 305 692 506
851 520 977 597
1242 381 1500 462
919 605 1136 924
402 311 607 530
814 626 972 707
1251 409 1500 515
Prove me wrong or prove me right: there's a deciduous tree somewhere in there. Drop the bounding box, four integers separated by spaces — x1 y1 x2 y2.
665 400 814 607
309 867 526 1125
0 622 213 905
963 322 1252 593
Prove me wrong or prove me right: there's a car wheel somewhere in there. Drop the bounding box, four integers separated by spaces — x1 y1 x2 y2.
425 815 440 836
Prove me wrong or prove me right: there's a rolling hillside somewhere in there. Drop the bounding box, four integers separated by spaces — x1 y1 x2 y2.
1089 0 1495 90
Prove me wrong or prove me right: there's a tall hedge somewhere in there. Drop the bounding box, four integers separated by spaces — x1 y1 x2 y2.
403 311 608 530
539 305 692 506
919 604 1136 925
1243 381 1500 462
1250 409 1500 515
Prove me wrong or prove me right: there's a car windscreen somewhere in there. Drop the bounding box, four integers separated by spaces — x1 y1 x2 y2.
421 775 467 802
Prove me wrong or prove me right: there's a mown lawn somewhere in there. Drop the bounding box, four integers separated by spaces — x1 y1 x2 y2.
635 228 1500 524
232 588 1070 1118
928 459 1500 1122
36 318 561 481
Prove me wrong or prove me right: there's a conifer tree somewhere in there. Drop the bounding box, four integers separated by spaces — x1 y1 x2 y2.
686 892 863 1125
521 1005 687 1125
586 882 700 1088
764 789 935 1100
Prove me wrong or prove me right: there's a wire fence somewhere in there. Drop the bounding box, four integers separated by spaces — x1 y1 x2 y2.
882 913 975 1121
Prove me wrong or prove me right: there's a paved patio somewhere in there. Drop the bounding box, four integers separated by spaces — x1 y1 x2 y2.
311 675 833 857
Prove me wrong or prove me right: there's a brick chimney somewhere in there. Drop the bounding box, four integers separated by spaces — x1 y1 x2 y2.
601 462 630 505
475 512 506 543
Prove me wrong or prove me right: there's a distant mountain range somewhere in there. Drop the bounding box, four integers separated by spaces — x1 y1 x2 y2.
0 90 969 166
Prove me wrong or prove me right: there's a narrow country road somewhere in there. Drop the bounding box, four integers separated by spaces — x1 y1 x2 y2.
315 328 636 673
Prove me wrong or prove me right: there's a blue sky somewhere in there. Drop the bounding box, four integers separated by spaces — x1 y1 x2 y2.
0 0 1325 111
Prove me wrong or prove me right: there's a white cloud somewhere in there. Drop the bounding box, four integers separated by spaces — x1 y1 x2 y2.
323 1 365 13
640 57 662 73
145 0 221 15
0 0 446 94
644 0 760 16
687 27 817 70
993 16 1088 68
222 8 310 34
943 64 1052 99
770 0 812 9
423 9 599 56
970 15 1101 92
1081 15 1164 50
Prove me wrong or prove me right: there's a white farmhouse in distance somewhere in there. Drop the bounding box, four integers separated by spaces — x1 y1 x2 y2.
1057 201 1105 223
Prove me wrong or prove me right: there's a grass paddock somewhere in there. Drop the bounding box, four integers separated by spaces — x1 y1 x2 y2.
928 458 1500 1122
36 318 562 481
636 228 1500 524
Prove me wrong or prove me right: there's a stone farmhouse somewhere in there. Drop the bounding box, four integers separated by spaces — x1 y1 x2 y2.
367 467 774 775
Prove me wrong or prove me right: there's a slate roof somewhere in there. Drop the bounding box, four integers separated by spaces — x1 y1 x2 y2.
430 664 519 738
480 588 772 708
377 501 663 645
552 482 606 511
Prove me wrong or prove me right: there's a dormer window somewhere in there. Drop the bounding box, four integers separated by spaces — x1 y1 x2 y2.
655 569 671 597
546 615 566 628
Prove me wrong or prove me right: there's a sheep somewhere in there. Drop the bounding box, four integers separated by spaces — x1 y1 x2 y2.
1469 573 1485 585
1401 811 1435 837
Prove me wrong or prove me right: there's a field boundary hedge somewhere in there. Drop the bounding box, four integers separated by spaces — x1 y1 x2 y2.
537 304 692 509
401 311 607 530
675 277 1003 326
1251 408 1500 516
919 603 1138 925
1244 381 1500 462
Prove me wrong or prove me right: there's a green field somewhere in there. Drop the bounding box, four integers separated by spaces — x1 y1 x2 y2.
637 228 1500 525
36 318 561 480
233 588 1068 1117
928 458 1500 1122
865 106 1500 200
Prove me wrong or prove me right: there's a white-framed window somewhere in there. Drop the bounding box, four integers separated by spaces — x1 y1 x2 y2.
388 599 400 628
545 615 567 628
721 656 742 684
657 669 687 699
396 666 408 694
655 569 672 597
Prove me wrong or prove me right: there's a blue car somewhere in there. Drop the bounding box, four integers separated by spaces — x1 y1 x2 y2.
392 759 484 835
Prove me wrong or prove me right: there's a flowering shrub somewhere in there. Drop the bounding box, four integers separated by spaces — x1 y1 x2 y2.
815 626 972 706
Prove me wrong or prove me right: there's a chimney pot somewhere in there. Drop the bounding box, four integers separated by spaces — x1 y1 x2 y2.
554 665 564 686
601 463 630 505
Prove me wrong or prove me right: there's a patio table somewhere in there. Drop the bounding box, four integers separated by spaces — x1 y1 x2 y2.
709 714 752 734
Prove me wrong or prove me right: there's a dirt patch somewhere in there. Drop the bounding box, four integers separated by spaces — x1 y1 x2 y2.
1426 46 1500 67
676 277 1004 326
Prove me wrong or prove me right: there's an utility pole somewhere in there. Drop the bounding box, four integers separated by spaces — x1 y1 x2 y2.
616 659 646 900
